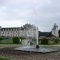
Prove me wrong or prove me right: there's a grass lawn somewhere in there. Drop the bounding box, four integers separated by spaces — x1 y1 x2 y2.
0 39 13 44
0 44 21 48
39 44 60 48
0 57 10 60
0 44 60 49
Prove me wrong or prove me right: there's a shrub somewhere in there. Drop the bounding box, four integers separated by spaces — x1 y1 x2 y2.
0 38 3 40
41 38 48 44
54 39 58 44
0 37 3 40
13 37 19 44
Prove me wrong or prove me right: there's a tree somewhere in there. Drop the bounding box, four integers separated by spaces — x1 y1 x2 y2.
41 38 48 44
39 31 52 37
13 37 19 44
49 32 52 37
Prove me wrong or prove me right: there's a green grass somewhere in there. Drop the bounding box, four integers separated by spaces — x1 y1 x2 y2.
39 44 60 48
0 57 10 60
38 39 60 45
39 45 54 48
0 38 60 48
0 44 60 49
0 39 13 44
0 44 21 48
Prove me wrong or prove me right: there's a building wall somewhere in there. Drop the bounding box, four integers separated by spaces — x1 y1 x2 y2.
1 28 19 37
52 25 59 37
52 29 59 37
25 28 36 38
0 27 36 38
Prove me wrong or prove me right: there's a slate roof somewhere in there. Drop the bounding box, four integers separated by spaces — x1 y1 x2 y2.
52 23 58 30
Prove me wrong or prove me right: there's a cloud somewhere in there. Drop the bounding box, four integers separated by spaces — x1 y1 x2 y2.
0 19 27 27
0 0 60 32
0 0 52 20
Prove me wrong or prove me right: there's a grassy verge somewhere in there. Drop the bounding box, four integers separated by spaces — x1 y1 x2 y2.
39 44 60 48
0 44 60 48
0 57 10 60
0 43 60 49
0 44 21 48
0 39 13 44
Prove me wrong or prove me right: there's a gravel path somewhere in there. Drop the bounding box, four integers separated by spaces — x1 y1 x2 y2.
0 47 60 60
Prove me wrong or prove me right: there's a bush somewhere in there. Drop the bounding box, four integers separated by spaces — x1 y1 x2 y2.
41 38 48 44
54 39 58 44
13 37 19 44
0 37 3 40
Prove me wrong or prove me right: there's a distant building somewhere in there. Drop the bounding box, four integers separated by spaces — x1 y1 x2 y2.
0 24 37 38
51 23 59 37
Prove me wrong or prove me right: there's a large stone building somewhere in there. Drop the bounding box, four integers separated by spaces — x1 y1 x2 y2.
0 24 37 38
51 23 59 37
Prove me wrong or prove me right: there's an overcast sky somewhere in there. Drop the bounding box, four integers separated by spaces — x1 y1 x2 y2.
0 0 60 32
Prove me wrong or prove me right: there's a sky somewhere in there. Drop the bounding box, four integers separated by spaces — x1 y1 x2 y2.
0 0 60 32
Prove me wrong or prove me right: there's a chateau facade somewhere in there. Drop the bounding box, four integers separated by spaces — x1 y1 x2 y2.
0 24 37 38
51 23 59 37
